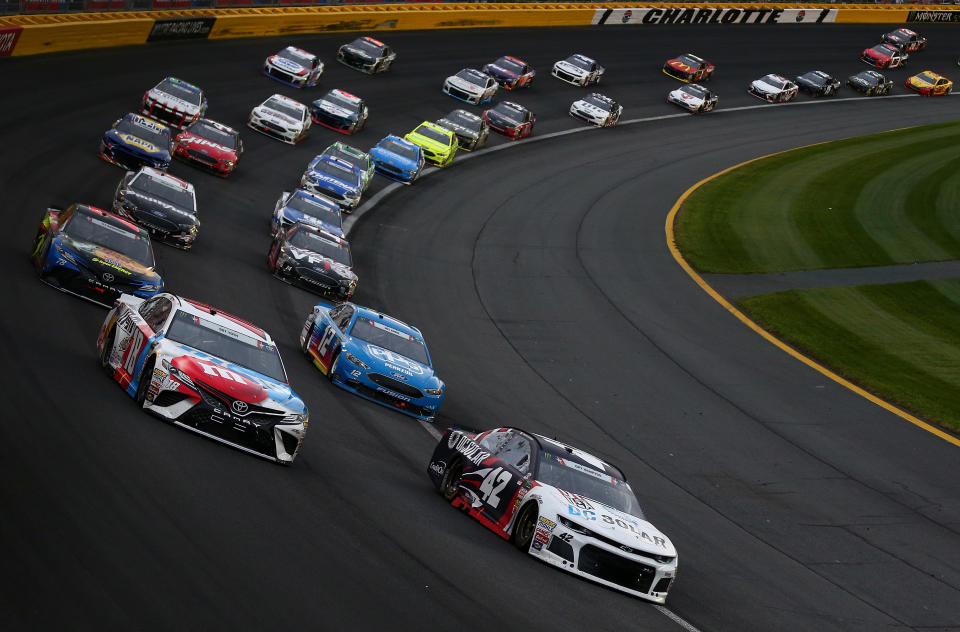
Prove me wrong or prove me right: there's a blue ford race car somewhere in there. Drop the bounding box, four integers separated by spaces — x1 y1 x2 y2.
299 154 364 211
271 189 344 237
369 135 424 185
299 301 444 421
100 113 174 170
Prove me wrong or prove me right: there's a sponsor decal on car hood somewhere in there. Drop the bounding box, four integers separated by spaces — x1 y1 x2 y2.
148 90 201 114
178 134 235 159
255 108 299 126
446 76 483 92
554 61 586 76
316 100 353 118
270 56 307 74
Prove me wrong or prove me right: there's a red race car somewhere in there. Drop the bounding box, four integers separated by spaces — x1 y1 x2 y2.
482 101 535 140
662 53 714 83
174 119 243 177
861 43 908 69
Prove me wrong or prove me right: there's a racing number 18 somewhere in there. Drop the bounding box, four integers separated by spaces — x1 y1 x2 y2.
479 467 512 509
123 328 145 377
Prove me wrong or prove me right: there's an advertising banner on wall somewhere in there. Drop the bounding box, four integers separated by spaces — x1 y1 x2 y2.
592 7 837 26
907 10 960 23
147 17 217 42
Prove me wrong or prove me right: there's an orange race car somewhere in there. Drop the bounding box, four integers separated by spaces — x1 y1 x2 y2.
905 70 953 96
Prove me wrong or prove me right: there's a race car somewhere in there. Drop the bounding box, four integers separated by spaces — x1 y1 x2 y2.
310 89 368 134
667 84 718 113
369 135 424 185
662 53 714 83
173 118 242 177
847 70 893 96
322 141 374 192
403 121 458 168
263 46 324 88
96 293 308 464
268 223 357 301
247 94 311 145
30 202 163 307
795 70 841 97
551 53 604 87
112 167 199 250
428 427 678 604
861 44 908 69
483 56 535 90
905 70 953 96
483 101 535 140
443 68 498 105
140 77 207 130
435 109 489 152
271 188 344 238
569 93 622 127
337 36 395 74
100 113 174 170
882 28 926 53
299 154 364 211
299 301 444 421
747 74 798 103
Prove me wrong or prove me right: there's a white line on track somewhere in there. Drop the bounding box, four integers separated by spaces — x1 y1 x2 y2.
340 89 955 632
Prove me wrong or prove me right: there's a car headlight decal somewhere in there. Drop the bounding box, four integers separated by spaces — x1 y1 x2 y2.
343 351 370 370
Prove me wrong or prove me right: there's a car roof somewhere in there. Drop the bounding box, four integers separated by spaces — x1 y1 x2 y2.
351 304 423 338
175 296 270 341
501 429 627 480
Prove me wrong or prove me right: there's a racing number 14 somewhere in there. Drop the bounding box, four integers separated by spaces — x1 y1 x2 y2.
479 467 511 509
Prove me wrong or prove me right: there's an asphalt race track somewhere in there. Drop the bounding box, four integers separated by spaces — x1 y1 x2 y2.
2 23 959 632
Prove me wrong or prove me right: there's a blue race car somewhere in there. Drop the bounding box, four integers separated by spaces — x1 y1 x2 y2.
30 202 164 307
299 154 364 212
99 113 174 170
271 189 344 238
299 301 444 421
369 135 424 185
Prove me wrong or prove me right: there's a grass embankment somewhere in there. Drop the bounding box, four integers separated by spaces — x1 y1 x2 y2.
674 122 960 433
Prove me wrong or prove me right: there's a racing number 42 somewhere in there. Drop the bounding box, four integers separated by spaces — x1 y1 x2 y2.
479 467 512 509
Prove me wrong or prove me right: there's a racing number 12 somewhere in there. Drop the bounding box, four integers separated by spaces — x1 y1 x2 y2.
479 467 511 509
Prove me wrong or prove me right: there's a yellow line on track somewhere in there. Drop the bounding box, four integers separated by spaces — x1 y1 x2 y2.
664 150 960 449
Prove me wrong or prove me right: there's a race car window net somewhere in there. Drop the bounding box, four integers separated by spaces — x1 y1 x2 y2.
63 210 155 268
413 125 451 145
351 317 429 366
264 99 303 121
130 173 195 212
156 79 203 106
288 230 352 267
288 194 343 226
381 140 419 160
190 122 238 149
538 457 644 517
166 310 287 384
115 118 170 147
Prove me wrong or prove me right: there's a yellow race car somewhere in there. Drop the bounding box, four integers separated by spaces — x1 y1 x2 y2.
403 121 458 167
905 70 953 96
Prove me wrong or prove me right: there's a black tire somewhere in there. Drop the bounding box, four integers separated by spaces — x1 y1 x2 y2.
327 348 340 382
99 326 115 374
440 459 463 501
512 502 539 551
135 357 154 407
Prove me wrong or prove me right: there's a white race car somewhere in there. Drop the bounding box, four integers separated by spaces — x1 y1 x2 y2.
140 76 207 130
747 74 799 103
429 427 678 603
247 94 311 145
552 53 605 87
443 68 498 105
667 83 719 113
97 293 309 464
263 46 324 88
569 92 622 127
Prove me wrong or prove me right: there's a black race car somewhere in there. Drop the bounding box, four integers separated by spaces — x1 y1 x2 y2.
435 109 489 152
30 203 163 306
795 70 841 97
113 167 199 250
336 36 396 74
310 88 369 135
881 28 926 53
847 70 893 96
268 222 357 300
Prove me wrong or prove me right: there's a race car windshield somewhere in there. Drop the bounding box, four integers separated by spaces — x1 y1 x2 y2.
157 79 202 106
190 122 238 149
277 48 309 64
680 85 707 98
582 95 613 110
130 174 195 211
323 93 361 112
858 73 879 85
491 104 523 123
676 54 702 68
443 111 479 130
917 73 938 84
115 119 170 147
493 57 523 74
287 194 342 226
565 55 593 71
166 311 287 383
288 230 352 267
264 98 303 120
537 457 644 517
328 149 365 171
763 76 787 89
313 160 361 186
456 69 487 84
351 38 384 55
350 317 429 366
381 140 419 160
63 209 155 267
413 125 450 145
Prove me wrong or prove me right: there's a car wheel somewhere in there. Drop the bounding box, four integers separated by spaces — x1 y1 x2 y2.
301 322 314 353
100 326 115 374
512 502 539 551
440 459 463 501
328 348 340 381
135 356 155 407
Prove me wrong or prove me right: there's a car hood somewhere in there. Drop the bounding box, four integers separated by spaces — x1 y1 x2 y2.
349 340 439 387
446 75 484 92
437 118 479 138
370 147 418 170
484 64 517 80
313 99 356 119
177 133 237 160
269 55 308 75
751 79 783 93
572 100 612 116
554 60 587 76
279 205 342 236
253 107 300 127
60 236 159 281
341 45 373 60
123 189 196 222
668 89 705 106
544 487 677 558
146 89 201 115
404 131 449 153
485 110 521 128
105 130 169 157
304 170 361 195
282 245 355 281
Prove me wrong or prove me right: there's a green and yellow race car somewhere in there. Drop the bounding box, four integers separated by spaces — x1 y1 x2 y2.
403 121 458 167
